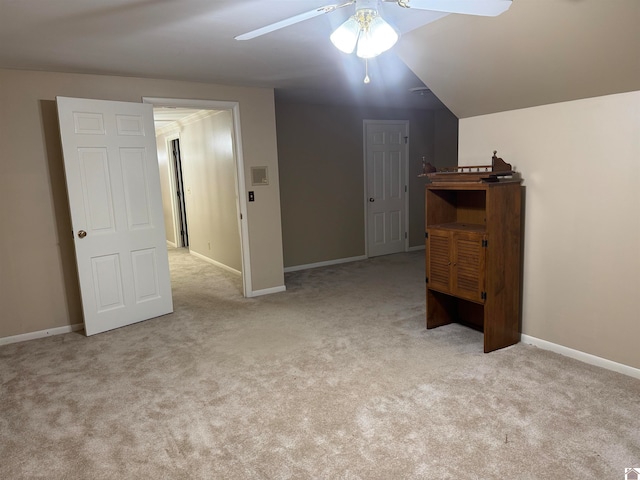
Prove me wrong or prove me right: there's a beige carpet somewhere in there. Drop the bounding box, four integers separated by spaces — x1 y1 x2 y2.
1 248 639 479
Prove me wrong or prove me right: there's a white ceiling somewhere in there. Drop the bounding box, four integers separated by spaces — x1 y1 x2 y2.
153 107 205 130
0 0 452 110
3 1 637 117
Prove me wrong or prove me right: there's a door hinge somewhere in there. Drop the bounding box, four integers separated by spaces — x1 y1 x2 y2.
425 232 428 238
482 239 488 247
481 291 487 300
404 185 407 193
240 213 243 220
404 136 408 144
426 276 429 284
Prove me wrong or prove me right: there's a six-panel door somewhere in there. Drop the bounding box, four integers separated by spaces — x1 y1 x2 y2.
57 96 173 336
365 122 408 257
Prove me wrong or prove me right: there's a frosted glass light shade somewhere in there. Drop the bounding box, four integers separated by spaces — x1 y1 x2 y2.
330 17 360 54
368 16 398 55
356 30 376 59
331 10 399 59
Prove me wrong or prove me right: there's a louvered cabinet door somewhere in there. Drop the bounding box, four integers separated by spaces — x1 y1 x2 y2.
451 232 486 303
426 229 452 293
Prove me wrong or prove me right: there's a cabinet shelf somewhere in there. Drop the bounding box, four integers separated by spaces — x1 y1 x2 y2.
428 222 486 233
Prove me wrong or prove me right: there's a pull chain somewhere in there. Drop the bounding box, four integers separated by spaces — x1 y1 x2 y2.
364 59 370 84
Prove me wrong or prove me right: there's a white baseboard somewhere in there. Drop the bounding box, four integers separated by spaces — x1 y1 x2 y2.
521 334 640 380
247 285 286 297
408 245 425 252
190 250 241 276
284 255 368 273
0 323 84 346
166 240 177 248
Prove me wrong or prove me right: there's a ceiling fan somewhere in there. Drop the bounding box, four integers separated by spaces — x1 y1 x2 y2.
236 0 512 59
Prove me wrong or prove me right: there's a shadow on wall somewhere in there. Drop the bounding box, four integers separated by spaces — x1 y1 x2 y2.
39 99 83 326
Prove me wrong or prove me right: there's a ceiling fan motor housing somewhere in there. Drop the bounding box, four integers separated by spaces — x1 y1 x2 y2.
356 0 382 14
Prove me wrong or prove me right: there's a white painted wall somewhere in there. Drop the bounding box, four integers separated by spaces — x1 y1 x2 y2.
156 134 178 247
186 111 241 272
156 111 242 272
458 91 640 369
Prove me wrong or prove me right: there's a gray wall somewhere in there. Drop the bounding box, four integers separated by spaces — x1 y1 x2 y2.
275 101 458 268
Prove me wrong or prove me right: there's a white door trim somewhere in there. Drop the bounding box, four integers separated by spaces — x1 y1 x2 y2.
363 119 410 257
143 97 252 297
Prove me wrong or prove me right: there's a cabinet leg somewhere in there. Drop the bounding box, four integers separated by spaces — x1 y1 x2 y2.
426 289 455 329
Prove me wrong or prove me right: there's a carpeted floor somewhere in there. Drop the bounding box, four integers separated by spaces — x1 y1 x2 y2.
1 248 639 479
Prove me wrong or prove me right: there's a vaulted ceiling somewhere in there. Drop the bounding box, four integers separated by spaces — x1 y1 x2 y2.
399 0 640 117
1 0 638 116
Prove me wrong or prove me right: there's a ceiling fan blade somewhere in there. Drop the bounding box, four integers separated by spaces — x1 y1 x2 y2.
235 2 354 41
397 0 512 16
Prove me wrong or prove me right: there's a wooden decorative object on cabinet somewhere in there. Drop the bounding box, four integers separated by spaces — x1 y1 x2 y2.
425 152 523 353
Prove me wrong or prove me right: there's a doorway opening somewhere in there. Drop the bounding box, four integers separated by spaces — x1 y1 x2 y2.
170 138 189 248
144 97 252 297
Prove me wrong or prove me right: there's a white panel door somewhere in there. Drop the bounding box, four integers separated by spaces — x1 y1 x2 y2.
365 121 409 257
57 97 173 336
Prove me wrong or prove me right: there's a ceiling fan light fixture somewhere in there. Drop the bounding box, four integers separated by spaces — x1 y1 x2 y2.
330 16 360 54
330 3 399 59
355 15 397 59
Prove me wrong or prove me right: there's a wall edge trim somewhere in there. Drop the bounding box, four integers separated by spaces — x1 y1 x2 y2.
0 323 84 346
284 255 368 273
190 250 241 276
248 285 286 297
521 334 640 380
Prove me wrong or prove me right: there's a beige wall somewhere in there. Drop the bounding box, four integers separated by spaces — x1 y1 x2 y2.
458 91 640 369
275 101 458 267
157 111 242 272
0 68 284 339
156 134 178 246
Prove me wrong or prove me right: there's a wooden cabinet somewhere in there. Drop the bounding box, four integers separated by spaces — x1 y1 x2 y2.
425 178 523 353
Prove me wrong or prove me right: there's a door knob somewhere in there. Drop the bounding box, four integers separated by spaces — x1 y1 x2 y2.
369 198 375 202
77 230 87 238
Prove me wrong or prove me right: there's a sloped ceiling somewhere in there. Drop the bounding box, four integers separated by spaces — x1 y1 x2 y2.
398 0 640 118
